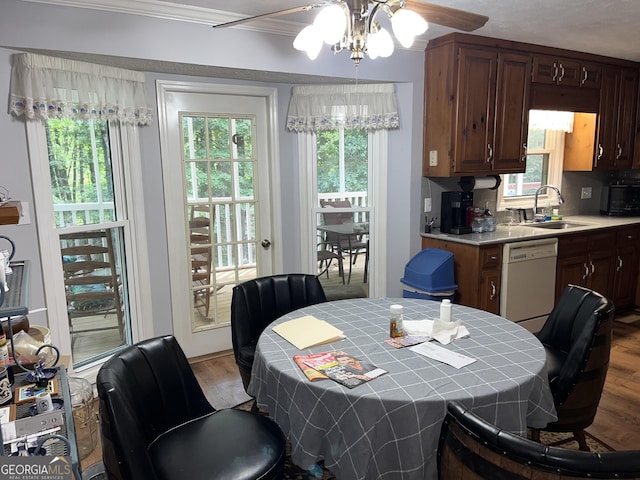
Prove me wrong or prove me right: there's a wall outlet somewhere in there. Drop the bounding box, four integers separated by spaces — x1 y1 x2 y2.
424 198 432 212
429 150 438 166
580 187 593 199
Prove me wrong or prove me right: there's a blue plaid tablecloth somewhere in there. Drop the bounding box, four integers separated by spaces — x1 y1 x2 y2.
249 297 557 480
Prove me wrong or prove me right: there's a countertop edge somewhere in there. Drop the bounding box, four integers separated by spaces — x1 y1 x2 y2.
420 216 640 246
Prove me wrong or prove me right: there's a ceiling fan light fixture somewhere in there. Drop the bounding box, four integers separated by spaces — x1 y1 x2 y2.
368 27 394 59
314 4 347 45
391 8 428 48
293 24 324 60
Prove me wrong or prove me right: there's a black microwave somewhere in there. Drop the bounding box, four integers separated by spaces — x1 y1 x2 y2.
600 184 640 216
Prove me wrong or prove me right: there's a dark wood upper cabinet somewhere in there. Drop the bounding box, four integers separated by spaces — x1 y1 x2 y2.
424 40 530 176
424 33 640 177
595 67 639 170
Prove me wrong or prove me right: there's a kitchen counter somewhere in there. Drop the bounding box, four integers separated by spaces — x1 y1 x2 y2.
421 215 640 246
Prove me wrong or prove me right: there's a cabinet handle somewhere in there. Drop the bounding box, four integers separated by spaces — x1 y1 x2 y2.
486 144 493 163
521 143 527 162
582 263 589 280
489 255 497 261
581 66 588 85
595 144 603 167
617 255 623 272
616 144 623 160
558 63 565 82
552 62 559 82
590 261 595 276
490 281 496 300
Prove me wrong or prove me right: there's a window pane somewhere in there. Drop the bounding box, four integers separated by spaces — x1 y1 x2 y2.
211 161 232 198
233 118 253 160
209 117 230 159
527 129 546 150
503 154 549 198
47 118 115 228
182 116 206 160
317 130 339 193
345 129 368 197
237 162 255 199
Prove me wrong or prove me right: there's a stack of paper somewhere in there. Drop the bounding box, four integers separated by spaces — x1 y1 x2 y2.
272 315 345 350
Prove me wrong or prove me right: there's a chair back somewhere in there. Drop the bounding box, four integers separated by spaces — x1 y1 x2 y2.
438 401 640 479
537 284 614 431
320 199 355 226
97 335 214 480
231 274 327 389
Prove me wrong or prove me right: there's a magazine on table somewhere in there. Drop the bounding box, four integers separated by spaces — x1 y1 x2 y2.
384 335 432 349
293 353 329 381
301 350 387 388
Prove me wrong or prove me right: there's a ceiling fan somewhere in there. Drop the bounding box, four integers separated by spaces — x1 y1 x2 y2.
212 1 489 65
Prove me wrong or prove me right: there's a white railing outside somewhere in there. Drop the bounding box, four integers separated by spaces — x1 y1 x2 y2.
55 191 367 269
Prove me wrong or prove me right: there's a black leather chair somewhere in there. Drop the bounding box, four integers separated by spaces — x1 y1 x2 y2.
231 274 327 391
439 401 640 479
96 335 286 480
532 284 615 450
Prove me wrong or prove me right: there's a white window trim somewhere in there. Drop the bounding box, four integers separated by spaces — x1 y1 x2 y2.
298 130 387 297
497 130 565 211
25 120 153 381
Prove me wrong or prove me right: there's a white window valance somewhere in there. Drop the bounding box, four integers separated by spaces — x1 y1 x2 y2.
528 110 574 133
9 53 152 125
286 83 399 132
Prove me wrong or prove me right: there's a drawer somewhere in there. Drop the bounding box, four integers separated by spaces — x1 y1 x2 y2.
480 245 501 268
558 233 588 256
616 226 640 247
588 229 616 250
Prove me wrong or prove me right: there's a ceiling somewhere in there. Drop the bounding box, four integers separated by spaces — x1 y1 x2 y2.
14 0 640 82
156 0 640 62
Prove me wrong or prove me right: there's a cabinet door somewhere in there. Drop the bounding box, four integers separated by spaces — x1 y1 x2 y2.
454 47 497 174
479 268 500 314
556 254 588 301
595 68 621 169
587 249 615 299
613 69 639 169
613 244 639 310
580 63 602 89
532 55 580 86
493 52 531 173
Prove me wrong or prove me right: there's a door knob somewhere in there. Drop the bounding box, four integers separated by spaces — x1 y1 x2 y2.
261 239 271 249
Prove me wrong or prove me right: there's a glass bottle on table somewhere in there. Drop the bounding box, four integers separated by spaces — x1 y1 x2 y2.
390 304 404 338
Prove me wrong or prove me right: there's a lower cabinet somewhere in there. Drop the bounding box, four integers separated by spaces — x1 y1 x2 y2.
555 227 639 310
421 238 502 314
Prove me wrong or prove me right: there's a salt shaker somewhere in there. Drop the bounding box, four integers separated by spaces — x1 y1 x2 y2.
390 304 404 338
440 299 452 323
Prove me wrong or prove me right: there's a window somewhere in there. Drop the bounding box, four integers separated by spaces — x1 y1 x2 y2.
46 118 133 367
497 111 569 211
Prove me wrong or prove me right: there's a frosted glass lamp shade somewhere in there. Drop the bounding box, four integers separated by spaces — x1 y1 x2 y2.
391 9 428 48
368 28 394 59
293 24 324 60
314 4 347 45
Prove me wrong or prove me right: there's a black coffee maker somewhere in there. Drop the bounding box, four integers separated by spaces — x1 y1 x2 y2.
440 191 473 234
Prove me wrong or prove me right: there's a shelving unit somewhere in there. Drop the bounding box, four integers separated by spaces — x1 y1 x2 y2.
0 260 81 479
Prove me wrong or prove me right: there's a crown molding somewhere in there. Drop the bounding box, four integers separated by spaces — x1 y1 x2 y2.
19 0 427 50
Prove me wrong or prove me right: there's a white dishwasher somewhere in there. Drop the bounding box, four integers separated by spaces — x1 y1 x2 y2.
500 238 558 333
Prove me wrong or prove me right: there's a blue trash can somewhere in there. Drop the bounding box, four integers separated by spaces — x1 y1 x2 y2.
401 248 457 301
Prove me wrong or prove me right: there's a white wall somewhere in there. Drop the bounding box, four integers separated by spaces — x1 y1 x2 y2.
0 0 425 336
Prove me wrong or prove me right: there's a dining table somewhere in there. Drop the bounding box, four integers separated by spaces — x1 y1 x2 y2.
316 222 368 284
248 297 557 480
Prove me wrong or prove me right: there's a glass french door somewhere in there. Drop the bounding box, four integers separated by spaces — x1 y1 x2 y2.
159 84 274 358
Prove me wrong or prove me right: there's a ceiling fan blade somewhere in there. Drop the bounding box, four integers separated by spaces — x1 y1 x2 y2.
404 1 488 32
212 4 327 29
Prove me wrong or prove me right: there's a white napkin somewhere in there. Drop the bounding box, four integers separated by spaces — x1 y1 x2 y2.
403 319 469 345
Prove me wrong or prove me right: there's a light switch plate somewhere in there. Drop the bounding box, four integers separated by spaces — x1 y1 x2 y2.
429 150 438 166
581 187 592 199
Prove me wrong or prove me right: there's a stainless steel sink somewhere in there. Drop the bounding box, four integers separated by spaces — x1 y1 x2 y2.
526 221 588 229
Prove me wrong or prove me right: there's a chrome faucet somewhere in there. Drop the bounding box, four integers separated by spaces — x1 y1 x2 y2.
533 185 565 218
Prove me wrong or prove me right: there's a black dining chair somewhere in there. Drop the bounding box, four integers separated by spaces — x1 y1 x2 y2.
231 273 327 392
438 401 640 480
96 335 286 480
530 284 615 451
